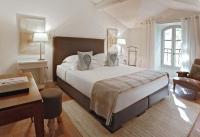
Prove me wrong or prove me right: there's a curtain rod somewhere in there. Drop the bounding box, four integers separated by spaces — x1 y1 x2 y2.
156 19 181 24
157 16 199 24
141 15 200 25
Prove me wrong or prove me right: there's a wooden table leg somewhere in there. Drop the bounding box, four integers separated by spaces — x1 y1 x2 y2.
34 103 44 137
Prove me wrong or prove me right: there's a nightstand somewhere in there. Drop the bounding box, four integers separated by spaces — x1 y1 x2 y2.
17 59 48 90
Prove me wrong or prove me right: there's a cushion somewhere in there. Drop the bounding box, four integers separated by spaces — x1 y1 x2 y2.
173 77 200 90
62 55 78 63
92 53 106 66
194 59 200 65
77 51 93 71
189 64 200 81
41 88 62 99
105 52 119 66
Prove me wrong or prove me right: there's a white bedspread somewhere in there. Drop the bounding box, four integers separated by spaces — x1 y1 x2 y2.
57 65 168 113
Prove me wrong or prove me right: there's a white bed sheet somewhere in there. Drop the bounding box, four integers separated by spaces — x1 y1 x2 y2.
57 65 168 113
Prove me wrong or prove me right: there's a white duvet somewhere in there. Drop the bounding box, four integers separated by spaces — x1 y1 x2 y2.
57 64 168 113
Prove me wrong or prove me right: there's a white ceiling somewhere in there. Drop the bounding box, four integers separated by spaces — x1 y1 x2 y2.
90 0 200 28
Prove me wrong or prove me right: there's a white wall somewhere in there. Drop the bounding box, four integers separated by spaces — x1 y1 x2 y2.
0 14 18 73
126 27 146 67
0 0 127 80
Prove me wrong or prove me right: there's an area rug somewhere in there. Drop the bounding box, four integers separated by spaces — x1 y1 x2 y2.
62 94 200 137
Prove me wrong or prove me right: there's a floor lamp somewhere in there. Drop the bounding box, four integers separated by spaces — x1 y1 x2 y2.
33 32 48 60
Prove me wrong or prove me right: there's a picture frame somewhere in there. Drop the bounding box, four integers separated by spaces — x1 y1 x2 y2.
106 28 118 53
17 14 46 55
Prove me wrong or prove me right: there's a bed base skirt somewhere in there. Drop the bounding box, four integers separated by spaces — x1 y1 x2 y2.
57 77 169 132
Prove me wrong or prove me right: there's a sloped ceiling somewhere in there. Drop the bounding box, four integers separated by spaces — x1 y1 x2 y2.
0 0 127 35
90 0 200 28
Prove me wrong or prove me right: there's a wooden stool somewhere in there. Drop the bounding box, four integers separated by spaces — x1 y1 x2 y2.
41 88 62 137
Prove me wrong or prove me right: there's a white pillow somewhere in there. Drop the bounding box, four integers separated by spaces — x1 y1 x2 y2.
93 53 106 66
62 62 78 70
62 55 78 63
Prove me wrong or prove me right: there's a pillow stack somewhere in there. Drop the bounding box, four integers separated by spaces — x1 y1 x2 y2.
61 52 119 71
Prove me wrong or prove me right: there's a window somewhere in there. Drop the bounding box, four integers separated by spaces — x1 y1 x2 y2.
161 25 182 68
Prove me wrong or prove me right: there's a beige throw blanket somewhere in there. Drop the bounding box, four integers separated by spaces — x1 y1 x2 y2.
90 70 169 125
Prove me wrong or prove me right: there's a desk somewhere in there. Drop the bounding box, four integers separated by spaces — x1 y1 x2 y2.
0 72 44 137
17 60 48 90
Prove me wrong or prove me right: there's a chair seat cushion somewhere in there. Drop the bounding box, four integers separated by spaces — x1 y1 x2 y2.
41 88 62 99
173 77 200 91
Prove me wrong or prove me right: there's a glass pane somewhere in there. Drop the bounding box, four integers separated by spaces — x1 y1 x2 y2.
164 53 171 65
174 49 181 67
176 40 182 49
176 28 182 40
175 54 181 67
175 49 181 54
175 27 182 67
164 28 172 40
164 41 172 49
164 48 171 53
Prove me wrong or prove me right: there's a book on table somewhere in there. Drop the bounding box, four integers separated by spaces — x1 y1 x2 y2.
0 76 30 97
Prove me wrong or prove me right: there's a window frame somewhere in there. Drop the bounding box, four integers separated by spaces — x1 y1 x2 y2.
161 25 182 69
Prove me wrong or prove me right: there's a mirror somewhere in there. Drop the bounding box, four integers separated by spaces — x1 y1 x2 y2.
17 14 46 55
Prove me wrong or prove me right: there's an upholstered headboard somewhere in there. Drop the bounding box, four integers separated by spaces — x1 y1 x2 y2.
53 37 104 81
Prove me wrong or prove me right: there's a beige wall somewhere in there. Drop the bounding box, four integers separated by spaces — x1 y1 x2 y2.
0 0 127 81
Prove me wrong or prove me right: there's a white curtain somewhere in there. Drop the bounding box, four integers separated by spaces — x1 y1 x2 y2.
181 16 200 71
141 20 156 69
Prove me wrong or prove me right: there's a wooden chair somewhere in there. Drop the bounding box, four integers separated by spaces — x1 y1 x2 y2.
173 59 200 99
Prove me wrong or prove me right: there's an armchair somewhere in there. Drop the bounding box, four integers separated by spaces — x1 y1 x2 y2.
173 59 200 99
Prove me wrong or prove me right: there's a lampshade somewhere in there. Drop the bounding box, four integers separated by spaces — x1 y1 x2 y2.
33 32 48 42
117 38 126 45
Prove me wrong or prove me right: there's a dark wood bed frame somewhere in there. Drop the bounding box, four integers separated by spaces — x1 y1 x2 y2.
53 36 169 132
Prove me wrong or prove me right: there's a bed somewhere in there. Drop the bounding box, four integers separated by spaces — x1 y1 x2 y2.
53 37 169 132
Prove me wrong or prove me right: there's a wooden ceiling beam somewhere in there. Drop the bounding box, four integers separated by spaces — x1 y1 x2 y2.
92 0 128 10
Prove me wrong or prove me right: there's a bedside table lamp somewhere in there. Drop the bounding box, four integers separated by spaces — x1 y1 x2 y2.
33 32 48 60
